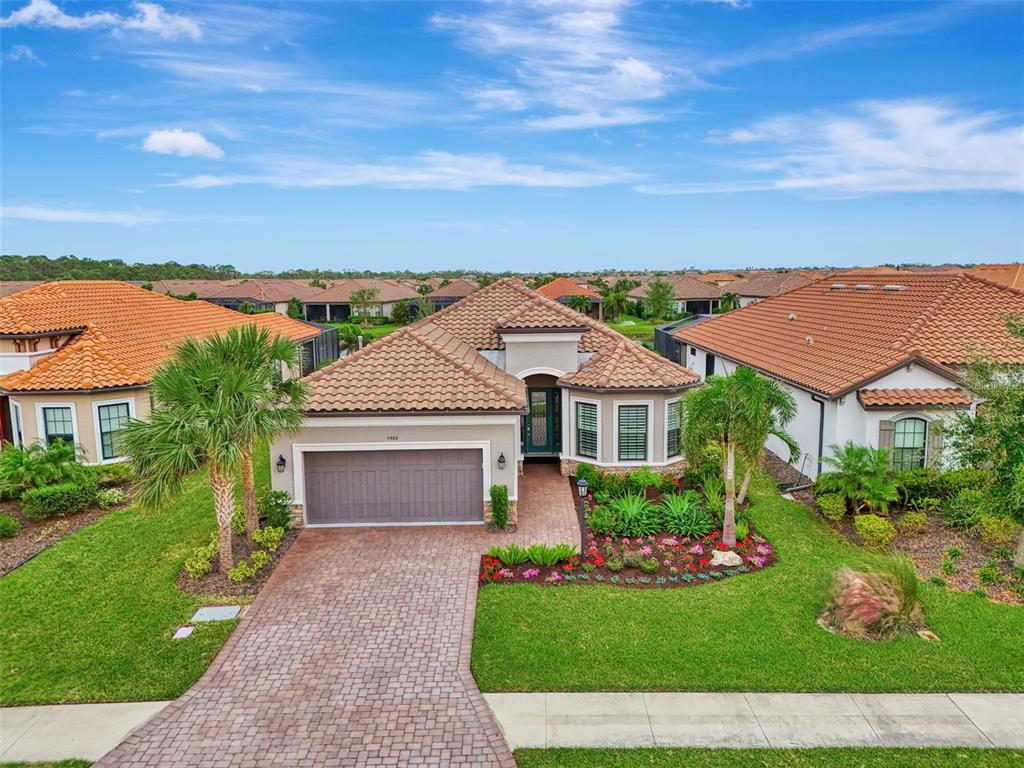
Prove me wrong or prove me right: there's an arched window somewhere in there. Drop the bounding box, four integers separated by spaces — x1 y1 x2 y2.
892 417 928 471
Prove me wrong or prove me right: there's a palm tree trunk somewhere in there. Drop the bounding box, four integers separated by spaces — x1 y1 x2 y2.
1015 527 1024 569
723 442 737 548
737 466 753 506
240 448 259 535
211 467 236 573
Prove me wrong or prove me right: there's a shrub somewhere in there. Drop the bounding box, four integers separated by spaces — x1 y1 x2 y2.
609 493 660 537
821 442 898 514
896 511 927 534
976 561 1002 585
575 463 605 494
251 525 285 552
622 550 644 569
660 491 712 537
639 558 659 574
944 545 964 560
929 575 946 587
683 441 723 489
625 466 660 495
895 467 945 506
526 543 576 567
258 490 293 529
854 514 896 550
250 550 271 569
89 461 135 488
184 535 218 580
979 514 1019 547
940 488 988 531
815 492 847 521
734 520 750 541
487 543 529 565
20 479 97 521
231 505 246 535
820 559 923 640
0 441 85 494
939 558 958 576
908 497 942 513
700 473 725 521
942 467 991 496
585 505 619 536
96 487 128 509
0 514 20 538
227 560 258 583
490 484 509 529
606 556 624 572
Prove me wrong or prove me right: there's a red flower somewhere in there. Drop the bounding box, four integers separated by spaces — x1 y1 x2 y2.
698 557 710 566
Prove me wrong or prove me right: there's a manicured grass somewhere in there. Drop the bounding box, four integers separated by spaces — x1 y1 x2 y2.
514 748 1024 768
1 762 92 768
0 454 271 706
328 321 401 342
606 314 658 342
473 474 1024 692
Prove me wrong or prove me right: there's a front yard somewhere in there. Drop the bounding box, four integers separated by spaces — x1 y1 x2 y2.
473 474 1024 693
0 455 272 706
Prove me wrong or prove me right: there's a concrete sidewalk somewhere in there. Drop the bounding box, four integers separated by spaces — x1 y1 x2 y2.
484 692 1024 750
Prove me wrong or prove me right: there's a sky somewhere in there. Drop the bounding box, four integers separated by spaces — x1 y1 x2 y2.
1 0 1022 273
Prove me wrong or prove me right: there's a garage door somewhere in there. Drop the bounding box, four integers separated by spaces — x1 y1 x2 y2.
303 449 484 525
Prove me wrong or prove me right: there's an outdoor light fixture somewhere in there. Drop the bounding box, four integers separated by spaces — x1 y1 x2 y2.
576 477 589 518
276 455 287 473
497 452 507 470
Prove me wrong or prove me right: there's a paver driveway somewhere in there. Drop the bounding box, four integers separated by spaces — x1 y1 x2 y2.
98 462 579 767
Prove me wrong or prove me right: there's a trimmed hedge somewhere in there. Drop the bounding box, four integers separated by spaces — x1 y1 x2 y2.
490 484 509 529
20 480 97 521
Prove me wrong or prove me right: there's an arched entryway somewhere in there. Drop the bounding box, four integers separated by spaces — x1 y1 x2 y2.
521 373 562 457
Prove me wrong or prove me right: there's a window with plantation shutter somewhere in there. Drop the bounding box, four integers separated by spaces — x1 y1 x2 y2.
576 402 598 459
667 400 681 458
617 404 648 461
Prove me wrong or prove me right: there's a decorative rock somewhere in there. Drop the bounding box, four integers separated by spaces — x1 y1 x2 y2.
191 605 241 623
710 550 743 567
173 626 194 640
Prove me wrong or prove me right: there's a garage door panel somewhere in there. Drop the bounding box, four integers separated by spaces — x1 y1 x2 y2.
304 448 484 525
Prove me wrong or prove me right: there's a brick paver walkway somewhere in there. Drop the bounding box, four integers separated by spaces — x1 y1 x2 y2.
97 462 578 767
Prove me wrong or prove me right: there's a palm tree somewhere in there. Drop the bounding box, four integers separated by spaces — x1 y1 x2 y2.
121 337 264 573
205 325 307 534
567 294 591 314
720 292 740 312
819 442 898 514
681 367 798 547
733 369 798 504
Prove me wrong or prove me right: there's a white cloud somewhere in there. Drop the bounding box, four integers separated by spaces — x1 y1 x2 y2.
525 107 663 130
652 100 1024 195
167 151 638 191
142 129 224 158
1 204 161 225
0 0 201 41
3 44 43 65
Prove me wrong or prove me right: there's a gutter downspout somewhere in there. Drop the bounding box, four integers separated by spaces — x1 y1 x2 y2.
811 393 827 477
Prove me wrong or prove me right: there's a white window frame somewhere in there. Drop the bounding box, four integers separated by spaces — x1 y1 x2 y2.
569 395 601 462
35 402 78 449
92 397 136 465
613 400 654 466
9 399 24 447
890 413 931 471
665 397 682 459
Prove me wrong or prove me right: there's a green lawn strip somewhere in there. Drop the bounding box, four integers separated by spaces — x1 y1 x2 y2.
0 453 271 706
0 762 92 768
514 748 1024 768
607 315 657 342
473 473 1024 692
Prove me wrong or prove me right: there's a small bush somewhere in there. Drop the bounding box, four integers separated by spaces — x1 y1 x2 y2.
896 511 927 534
20 480 97 521
586 505 618 536
251 525 285 552
976 561 1002 585
640 558 659 574
0 514 20 538
625 466 660 495
184 535 218 580
575 463 605 494
90 461 135 488
939 558 958 576
250 550 271 569
487 543 529 565
227 560 257 583
609 493 660 537
660 491 712 537
734 520 750 541
820 558 923 640
815 492 847 521
854 514 896 550
942 467 991 496
700 473 725 521
979 514 1018 547
258 490 292 529
940 488 988 531
908 497 942 513
526 543 577 567
490 484 509 529
96 487 128 509
606 556 623 572
944 545 964 560
895 467 945 506
929 575 946 587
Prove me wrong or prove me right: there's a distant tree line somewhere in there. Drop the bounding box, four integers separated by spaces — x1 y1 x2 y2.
1 255 240 281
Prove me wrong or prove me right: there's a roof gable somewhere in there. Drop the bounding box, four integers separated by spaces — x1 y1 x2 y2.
536 277 601 300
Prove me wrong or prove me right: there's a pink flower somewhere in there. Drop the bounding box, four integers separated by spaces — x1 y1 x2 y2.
756 544 773 555
688 543 704 555
661 537 678 547
622 537 631 544
522 568 540 579
641 546 653 556
663 559 672 567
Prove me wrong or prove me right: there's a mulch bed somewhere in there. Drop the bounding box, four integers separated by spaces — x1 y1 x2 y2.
177 528 299 597
0 498 122 576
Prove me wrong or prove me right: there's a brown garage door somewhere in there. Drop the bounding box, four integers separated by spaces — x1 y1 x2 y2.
303 449 484 525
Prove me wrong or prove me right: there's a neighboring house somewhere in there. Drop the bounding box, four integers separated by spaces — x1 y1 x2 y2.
966 263 1024 290
425 278 479 311
0 281 335 463
139 279 244 298
302 279 419 321
536 277 603 319
727 272 818 307
270 279 698 527
699 272 738 287
205 279 324 315
630 275 723 315
670 270 1024 479
0 281 43 297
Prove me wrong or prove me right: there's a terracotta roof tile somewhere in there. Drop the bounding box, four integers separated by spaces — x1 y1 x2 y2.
0 281 320 393
630 275 722 300
560 339 698 391
700 272 738 283
0 281 43 297
676 271 1024 396
426 278 479 299
965 263 1024 290
536 277 602 300
727 272 817 298
305 278 419 303
206 278 324 302
857 388 971 408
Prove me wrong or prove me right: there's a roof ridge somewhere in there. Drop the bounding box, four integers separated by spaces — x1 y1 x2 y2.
411 326 523 403
304 324 412 383
892 272 965 353
960 269 1024 298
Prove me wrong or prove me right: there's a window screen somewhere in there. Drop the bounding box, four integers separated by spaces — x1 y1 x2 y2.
618 405 648 461
576 402 597 459
667 401 681 458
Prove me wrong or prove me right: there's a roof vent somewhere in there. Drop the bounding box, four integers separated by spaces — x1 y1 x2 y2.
882 284 906 291
806 335 814 346
788 312 797 321
854 284 872 290
829 283 846 290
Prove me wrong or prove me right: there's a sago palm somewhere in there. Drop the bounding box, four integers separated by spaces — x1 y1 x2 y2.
821 442 898 514
121 336 266 573
205 325 307 534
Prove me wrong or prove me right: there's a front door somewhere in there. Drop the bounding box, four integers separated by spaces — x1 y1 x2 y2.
524 387 561 453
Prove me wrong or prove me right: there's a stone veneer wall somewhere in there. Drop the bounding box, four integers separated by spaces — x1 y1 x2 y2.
560 458 687 479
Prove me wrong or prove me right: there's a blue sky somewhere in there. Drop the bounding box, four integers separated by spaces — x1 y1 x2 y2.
1 0 1022 273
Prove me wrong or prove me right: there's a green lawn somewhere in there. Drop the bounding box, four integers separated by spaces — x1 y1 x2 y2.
1 762 92 768
606 314 658 342
328 321 401 343
0 454 271 706
514 749 1024 768
473 474 1024 692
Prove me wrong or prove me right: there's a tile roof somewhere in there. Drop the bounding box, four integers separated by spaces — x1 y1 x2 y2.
700 272 738 283
0 281 43 297
304 278 697 413
727 272 817 298
857 388 971 408
675 271 1024 397
304 278 419 303
536 277 602 301
140 279 244 297
0 281 320 393
303 323 526 414
630 274 722 300
965 263 1024 290
207 278 324 302
426 278 479 299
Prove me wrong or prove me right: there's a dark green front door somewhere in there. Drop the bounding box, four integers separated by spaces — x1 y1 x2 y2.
524 387 561 454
